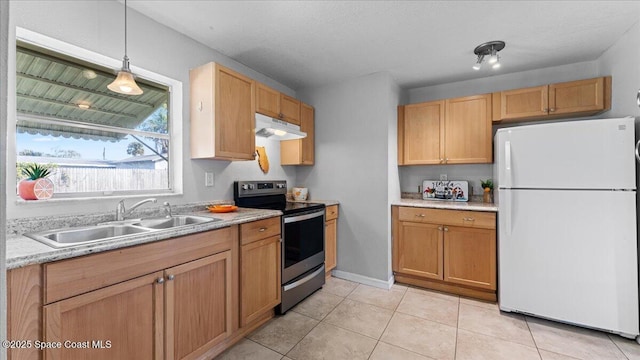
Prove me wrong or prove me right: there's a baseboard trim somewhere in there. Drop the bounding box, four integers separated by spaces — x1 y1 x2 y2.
331 269 394 290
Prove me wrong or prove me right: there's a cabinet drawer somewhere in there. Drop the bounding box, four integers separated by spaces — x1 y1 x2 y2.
44 226 234 304
398 206 495 229
240 216 281 245
325 205 339 221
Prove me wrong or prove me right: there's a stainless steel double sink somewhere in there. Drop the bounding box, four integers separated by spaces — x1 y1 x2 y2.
25 215 221 248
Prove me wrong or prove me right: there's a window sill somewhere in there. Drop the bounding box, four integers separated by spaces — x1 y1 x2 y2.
15 191 184 206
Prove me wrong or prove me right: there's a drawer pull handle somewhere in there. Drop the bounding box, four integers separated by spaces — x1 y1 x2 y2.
157 277 165 284
259 227 267 232
167 274 175 281
415 214 425 218
463 217 475 221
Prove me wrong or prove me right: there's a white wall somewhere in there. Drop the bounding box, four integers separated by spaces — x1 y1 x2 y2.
7 0 296 219
597 20 640 118
297 72 399 283
0 0 8 356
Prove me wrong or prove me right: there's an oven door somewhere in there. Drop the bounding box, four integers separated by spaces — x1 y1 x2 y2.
282 209 325 284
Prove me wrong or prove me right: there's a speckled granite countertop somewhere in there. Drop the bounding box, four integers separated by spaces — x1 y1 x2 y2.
287 199 340 206
6 207 281 270
392 198 498 212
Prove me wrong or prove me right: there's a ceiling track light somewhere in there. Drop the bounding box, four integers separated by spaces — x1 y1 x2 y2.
108 0 143 96
472 40 505 71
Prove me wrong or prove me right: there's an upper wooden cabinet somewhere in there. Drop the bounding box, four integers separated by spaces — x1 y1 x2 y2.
281 102 315 165
190 62 256 160
256 82 301 125
493 76 611 122
398 94 492 165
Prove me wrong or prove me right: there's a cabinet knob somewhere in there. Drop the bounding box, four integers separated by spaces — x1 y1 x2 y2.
157 277 165 284
444 227 449 232
463 217 475 221
438 226 443 231
549 108 556 112
445 158 449 163
259 227 267 232
543 108 548 112
197 101 203 112
167 274 175 281
439 158 444 163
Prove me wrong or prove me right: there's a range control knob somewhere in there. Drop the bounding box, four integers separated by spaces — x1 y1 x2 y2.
248 184 255 190
241 184 252 190
276 184 286 189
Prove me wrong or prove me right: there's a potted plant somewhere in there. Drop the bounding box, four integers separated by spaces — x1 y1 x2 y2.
481 179 493 203
18 163 54 200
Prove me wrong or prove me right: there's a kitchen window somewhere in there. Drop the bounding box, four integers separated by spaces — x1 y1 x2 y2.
14 28 183 199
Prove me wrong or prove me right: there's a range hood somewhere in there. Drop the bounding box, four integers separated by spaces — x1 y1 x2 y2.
255 113 306 140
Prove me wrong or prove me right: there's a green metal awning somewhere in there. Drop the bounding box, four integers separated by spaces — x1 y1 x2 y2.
16 43 169 141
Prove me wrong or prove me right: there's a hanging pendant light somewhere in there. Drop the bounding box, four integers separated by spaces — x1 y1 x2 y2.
108 0 143 95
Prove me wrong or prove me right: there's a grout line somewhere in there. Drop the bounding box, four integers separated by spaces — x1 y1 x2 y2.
608 333 631 360
524 316 544 360
454 298 460 359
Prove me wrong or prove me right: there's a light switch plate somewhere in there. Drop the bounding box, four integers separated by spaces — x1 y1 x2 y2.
205 172 215 187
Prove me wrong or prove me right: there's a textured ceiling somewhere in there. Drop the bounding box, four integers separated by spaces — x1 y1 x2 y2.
128 0 640 90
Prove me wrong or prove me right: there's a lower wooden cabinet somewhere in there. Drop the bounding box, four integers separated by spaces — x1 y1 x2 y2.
240 230 281 326
325 205 339 274
43 272 164 360
8 216 283 360
165 252 233 360
392 206 496 301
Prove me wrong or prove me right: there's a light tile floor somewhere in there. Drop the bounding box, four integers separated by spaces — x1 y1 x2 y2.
216 277 640 360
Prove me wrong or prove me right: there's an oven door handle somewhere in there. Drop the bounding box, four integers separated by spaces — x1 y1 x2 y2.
283 265 325 292
283 210 325 223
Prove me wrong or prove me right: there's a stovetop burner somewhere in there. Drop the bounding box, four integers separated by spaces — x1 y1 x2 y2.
233 180 325 215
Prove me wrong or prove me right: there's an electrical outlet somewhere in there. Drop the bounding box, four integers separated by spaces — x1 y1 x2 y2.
439 174 447 181
205 172 215 187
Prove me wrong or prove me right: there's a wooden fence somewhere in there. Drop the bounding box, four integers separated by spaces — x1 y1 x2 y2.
47 167 169 193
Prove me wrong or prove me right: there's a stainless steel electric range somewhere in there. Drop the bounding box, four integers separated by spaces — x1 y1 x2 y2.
234 180 326 314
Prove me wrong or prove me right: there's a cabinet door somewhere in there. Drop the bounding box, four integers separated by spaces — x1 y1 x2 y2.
215 65 256 159
300 103 315 164
443 226 496 290
280 103 314 165
280 94 301 125
444 94 492 164
500 85 548 120
401 100 445 165
190 63 255 160
43 272 164 360
165 252 233 360
396 221 443 280
325 219 337 274
256 82 280 118
241 236 281 326
549 77 606 115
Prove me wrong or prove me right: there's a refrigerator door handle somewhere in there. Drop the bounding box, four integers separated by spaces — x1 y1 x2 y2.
505 141 512 187
635 140 640 163
504 190 512 236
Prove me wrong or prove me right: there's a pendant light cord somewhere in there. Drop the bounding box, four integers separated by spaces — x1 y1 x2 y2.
124 0 128 57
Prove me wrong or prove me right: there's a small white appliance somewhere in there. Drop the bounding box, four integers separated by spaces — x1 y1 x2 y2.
495 117 639 338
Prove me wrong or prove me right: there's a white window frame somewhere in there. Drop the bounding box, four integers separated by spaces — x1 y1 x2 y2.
13 27 183 200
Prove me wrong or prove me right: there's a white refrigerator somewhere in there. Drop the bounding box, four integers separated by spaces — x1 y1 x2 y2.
495 117 639 338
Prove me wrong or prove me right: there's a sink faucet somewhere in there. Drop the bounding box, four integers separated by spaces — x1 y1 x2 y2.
116 198 157 221
163 201 172 218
